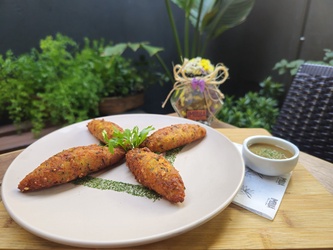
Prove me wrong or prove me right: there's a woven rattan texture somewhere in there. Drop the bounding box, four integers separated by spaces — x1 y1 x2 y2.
272 64 333 163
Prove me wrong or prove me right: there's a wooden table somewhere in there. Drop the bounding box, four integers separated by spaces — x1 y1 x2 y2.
1 128 333 249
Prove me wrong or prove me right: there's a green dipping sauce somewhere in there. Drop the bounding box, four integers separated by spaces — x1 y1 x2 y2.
249 143 293 159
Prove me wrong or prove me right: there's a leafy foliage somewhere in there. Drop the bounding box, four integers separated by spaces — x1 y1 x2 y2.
103 126 155 153
102 42 171 83
166 0 255 58
0 34 161 135
273 49 333 76
0 34 105 134
216 77 284 131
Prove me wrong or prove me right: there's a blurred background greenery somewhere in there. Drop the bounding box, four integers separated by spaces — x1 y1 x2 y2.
1 0 332 131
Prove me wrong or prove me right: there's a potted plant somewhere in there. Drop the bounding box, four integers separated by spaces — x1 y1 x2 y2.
98 54 162 115
76 38 165 115
100 42 170 114
0 34 105 135
0 34 164 135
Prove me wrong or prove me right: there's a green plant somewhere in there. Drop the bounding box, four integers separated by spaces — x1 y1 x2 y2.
0 34 103 135
273 49 333 76
102 55 165 97
165 0 255 60
103 125 155 153
79 39 163 97
0 34 166 135
103 1 255 83
216 77 284 131
102 42 172 83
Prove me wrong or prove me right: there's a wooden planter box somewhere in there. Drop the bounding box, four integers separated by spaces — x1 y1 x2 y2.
0 93 145 153
99 92 144 115
0 123 61 154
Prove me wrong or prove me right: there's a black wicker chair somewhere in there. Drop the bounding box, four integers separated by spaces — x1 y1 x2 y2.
271 63 333 163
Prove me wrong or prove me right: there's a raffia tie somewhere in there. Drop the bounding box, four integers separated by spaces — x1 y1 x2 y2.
162 60 229 108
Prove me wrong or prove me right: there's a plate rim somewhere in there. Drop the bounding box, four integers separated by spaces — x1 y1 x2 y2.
2 114 245 248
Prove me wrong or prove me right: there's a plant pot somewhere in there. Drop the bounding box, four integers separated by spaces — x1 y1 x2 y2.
99 92 144 115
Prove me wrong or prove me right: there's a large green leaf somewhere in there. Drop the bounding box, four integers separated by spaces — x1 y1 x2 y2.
202 0 255 39
171 0 216 27
127 43 142 52
141 44 164 57
102 43 127 56
171 0 255 39
102 42 164 57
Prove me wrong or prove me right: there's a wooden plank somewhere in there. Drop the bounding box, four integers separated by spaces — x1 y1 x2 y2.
0 126 61 153
0 122 32 136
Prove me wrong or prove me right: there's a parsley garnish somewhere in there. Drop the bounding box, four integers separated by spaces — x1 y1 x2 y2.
102 126 154 153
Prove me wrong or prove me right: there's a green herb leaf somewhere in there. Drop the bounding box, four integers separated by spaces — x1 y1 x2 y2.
102 125 154 153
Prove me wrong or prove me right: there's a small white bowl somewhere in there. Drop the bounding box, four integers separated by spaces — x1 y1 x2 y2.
242 135 299 176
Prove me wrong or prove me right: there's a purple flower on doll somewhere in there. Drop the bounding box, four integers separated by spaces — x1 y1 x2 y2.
191 78 205 93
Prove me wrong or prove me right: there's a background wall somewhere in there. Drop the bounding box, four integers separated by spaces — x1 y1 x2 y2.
209 0 333 97
1 0 332 114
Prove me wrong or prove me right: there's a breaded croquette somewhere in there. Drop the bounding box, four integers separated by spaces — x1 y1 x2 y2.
18 144 125 192
87 119 123 143
126 147 185 203
140 123 206 152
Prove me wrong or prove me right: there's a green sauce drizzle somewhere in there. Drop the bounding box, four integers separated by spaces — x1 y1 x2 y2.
72 146 184 201
164 146 184 164
72 176 161 201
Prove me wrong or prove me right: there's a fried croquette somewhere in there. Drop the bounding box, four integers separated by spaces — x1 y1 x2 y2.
87 119 123 143
126 147 185 203
18 144 125 192
140 123 206 152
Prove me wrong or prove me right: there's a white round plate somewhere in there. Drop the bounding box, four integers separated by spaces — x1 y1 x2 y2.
2 114 244 248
